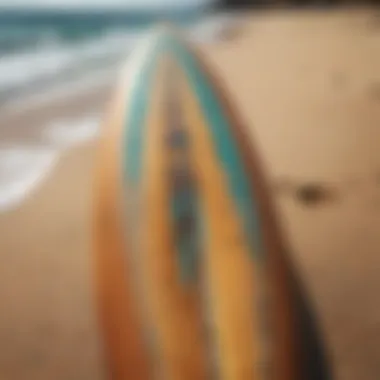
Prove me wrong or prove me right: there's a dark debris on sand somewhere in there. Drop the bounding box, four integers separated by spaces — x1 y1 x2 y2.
294 183 337 206
272 178 338 207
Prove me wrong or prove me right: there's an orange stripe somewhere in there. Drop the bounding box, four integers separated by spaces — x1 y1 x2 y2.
180 67 260 380
139 58 208 380
93 75 151 379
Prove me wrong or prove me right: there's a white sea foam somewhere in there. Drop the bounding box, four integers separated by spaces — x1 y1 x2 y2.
44 115 101 148
1 67 115 116
0 30 139 92
0 114 101 212
0 13 240 109
0 147 59 212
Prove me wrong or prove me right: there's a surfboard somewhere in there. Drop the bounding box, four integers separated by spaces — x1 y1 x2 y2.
93 25 332 380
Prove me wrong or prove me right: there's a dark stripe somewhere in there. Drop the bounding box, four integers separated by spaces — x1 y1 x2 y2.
164 60 200 284
168 38 263 260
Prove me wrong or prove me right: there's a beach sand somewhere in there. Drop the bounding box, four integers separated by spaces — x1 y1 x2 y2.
0 7 379 380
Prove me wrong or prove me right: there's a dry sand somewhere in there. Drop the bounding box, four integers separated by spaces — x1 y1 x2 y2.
0 7 379 380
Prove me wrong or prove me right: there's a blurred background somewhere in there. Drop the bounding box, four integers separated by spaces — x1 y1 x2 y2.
0 0 379 379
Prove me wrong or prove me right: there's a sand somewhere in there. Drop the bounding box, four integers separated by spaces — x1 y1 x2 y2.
0 7 379 380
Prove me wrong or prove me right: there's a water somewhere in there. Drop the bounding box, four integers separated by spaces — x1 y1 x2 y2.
0 8 235 108
0 7 240 212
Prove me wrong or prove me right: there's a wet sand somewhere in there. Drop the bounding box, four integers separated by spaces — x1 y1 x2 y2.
0 7 379 380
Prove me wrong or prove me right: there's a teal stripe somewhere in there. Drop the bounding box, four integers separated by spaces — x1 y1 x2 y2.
120 38 165 370
121 32 261 256
123 41 163 184
168 39 262 256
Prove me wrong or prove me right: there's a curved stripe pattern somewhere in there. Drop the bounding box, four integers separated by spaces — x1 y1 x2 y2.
121 37 210 380
120 31 264 379
122 33 261 260
122 36 201 283
167 38 262 258
123 46 160 185
117 27 331 380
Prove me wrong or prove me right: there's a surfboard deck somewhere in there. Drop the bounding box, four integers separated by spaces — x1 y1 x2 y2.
93 25 332 380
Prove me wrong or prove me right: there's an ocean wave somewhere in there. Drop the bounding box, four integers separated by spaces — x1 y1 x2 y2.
1 66 115 115
0 13 240 105
0 30 140 102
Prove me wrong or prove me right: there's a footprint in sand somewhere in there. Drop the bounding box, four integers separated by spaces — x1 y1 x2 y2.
273 178 339 207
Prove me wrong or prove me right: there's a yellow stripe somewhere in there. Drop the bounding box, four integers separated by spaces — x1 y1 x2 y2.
180 67 261 380
139 58 208 380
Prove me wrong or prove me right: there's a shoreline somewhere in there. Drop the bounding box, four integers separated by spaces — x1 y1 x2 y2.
0 80 112 141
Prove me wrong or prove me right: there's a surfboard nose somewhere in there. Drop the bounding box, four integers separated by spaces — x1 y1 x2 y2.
120 22 183 76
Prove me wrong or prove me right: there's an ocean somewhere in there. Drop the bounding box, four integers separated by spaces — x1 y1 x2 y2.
0 8 235 109
0 7 240 212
